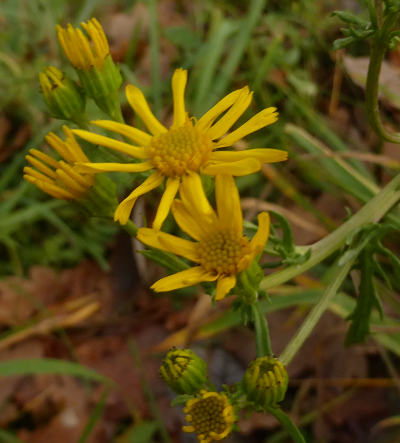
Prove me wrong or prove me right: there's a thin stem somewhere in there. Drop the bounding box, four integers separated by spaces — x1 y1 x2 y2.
366 5 400 143
265 406 306 443
280 256 356 366
260 172 400 290
252 302 273 358
122 219 138 237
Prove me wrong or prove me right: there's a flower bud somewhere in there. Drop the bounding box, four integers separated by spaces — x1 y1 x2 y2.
57 19 122 119
39 66 85 122
242 357 288 408
160 348 207 395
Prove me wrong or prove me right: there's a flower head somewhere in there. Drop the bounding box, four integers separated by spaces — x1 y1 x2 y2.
57 18 109 70
242 357 288 409
24 126 94 200
160 348 207 394
73 68 287 228
136 174 270 300
183 390 236 443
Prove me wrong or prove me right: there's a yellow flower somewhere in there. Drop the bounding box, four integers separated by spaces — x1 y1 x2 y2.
73 68 287 228
136 174 270 300
57 18 109 70
182 390 236 443
24 126 94 200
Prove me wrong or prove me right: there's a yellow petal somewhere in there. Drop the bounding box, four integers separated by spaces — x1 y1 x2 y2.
249 211 270 257
75 161 153 174
172 68 188 128
55 169 87 194
73 129 148 159
25 175 75 200
25 155 56 178
172 200 207 240
207 88 253 140
216 275 236 300
62 126 90 163
216 107 278 148
92 120 151 145
150 267 217 292
180 173 217 224
45 132 75 163
203 158 261 176
29 149 59 169
152 177 180 230
137 228 199 262
58 161 93 188
23 166 54 184
215 175 242 234
210 148 288 163
125 84 167 136
196 87 246 132
114 171 164 225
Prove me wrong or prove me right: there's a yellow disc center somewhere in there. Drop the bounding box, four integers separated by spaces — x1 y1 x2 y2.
190 396 227 436
198 230 250 275
147 124 212 177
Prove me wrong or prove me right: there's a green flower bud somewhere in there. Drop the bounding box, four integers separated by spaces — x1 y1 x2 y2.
39 67 85 122
160 348 207 395
57 19 123 120
242 357 288 408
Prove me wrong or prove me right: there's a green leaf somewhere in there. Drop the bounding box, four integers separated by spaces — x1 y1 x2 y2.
332 10 369 26
0 358 111 384
345 250 382 345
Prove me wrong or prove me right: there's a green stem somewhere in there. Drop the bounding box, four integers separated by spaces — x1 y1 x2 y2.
260 172 400 290
265 406 306 443
366 4 400 143
122 219 138 237
279 256 356 366
252 302 273 358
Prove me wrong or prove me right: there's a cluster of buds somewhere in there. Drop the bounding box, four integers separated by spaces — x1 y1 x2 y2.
40 18 122 123
160 349 289 442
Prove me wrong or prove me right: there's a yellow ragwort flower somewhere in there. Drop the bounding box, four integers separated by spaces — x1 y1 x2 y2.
182 390 236 443
73 68 287 228
136 174 270 300
24 126 94 200
57 18 109 70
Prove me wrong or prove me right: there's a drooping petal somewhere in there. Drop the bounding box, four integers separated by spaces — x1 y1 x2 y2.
126 84 167 136
92 120 151 145
172 69 188 128
215 107 278 148
23 167 54 184
73 129 148 159
215 275 236 300
207 88 253 140
137 228 199 262
172 200 207 240
114 171 164 225
24 176 76 200
150 267 217 292
210 148 288 164
215 175 242 234
203 158 261 176
25 155 57 178
152 177 180 230
28 149 59 169
75 161 153 174
249 211 270 258
196 87 246 132
180 173 217 225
